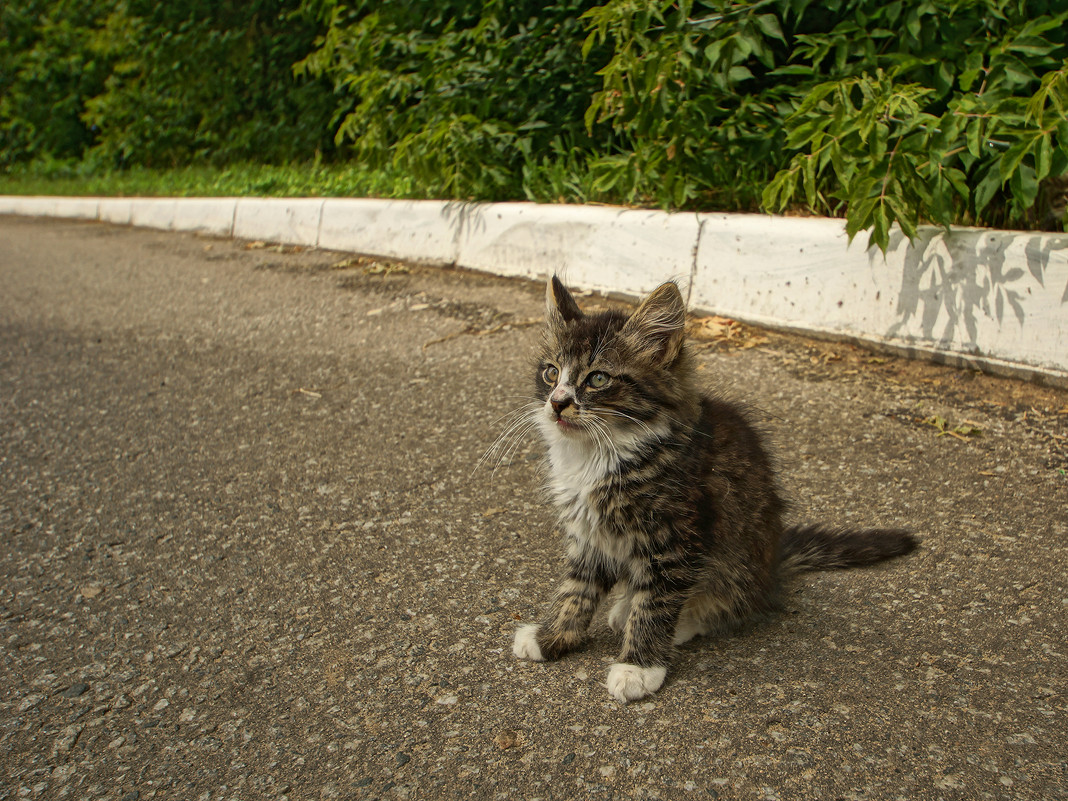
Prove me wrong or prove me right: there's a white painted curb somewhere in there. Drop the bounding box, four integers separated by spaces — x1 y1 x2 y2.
318 198 461 263
234 197 320 245
97 198 132 226
454 202 701 295
3 195 1066 386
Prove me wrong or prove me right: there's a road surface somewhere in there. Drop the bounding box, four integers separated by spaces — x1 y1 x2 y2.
1 216 1066 800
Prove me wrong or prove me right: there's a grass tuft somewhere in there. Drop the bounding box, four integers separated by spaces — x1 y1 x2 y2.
0 160 418 199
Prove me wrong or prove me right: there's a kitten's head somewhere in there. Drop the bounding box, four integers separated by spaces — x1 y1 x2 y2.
534 276 696 448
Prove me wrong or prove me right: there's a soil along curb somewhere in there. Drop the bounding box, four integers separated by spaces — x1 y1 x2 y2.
3 195 1066 385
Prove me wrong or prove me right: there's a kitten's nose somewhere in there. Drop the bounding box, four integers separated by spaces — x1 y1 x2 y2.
551 397 572 415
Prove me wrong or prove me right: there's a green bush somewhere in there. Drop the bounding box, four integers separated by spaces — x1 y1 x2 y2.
85 0 338 167
761 2 1068 249
0 0 113 165
294 0 610 201
1 0 336 168
2 0 1066 247
583 0 1068 247
580 0 802 211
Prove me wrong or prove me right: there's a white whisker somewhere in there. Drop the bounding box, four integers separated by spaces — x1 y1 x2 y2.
594 407 663 443
496 417 541 471
479 401 543 471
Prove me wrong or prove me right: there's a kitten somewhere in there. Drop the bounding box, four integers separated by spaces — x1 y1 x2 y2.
509 276 916 703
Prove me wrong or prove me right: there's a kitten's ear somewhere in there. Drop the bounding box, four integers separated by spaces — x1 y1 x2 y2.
545 275 583 324
622 282 687 363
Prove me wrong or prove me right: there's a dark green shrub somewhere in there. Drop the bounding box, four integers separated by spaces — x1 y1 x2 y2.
1 0 337 168
83 0 337 167
294 0 610 200
0 0 115 165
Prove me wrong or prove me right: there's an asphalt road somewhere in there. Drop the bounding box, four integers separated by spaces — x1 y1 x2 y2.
1 216 1066 801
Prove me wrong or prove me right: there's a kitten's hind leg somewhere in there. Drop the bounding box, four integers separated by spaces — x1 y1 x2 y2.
672 593 727 645
672 604 708 646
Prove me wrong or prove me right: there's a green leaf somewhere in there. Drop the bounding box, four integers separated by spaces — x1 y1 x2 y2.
1005 36 1057 58
1010 163 1039 209
793 80 842 116
870 122 889 162
767 65 815 77
1035 132 1053 180
761 165 799 212
845 195 878 242
965 120 983 159
904 11 922 42
753 14 785 43
802 153 817 205
785 118 823 149
959 69 981 92
727 65 754 84
704 40 723 66
935 60 955 96
973 168 1003 216
944 167 969 201
884 194 918 241
829 142 856 189
999 139 1031 182
866 201 890 253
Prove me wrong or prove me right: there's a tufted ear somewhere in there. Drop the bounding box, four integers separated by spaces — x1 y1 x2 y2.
545 275 584 324
621 282 687 363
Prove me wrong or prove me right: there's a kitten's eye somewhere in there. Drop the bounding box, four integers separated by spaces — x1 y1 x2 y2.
542 365 560 385
586 371 610 388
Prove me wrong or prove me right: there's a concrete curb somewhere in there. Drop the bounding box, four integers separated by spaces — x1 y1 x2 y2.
3 195 1066 386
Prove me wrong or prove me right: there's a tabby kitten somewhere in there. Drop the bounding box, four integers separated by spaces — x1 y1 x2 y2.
511 276 916 703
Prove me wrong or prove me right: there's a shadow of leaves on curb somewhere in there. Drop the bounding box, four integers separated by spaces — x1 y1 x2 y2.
885 229 1068 352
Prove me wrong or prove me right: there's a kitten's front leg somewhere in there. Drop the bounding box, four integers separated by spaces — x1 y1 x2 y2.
513 542 615 662
606 583 687 703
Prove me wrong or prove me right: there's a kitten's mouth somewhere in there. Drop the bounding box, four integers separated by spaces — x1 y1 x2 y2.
554 415 581 432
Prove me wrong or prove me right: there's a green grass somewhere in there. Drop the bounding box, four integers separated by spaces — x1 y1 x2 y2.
0 156 769 218
0 160 419 199
0 155 765 213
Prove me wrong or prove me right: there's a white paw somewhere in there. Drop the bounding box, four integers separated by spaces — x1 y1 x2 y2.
605 663 666 703
512 624 545 662
606 596 631 633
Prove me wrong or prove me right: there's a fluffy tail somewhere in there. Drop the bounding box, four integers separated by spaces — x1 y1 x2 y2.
780 524 917 573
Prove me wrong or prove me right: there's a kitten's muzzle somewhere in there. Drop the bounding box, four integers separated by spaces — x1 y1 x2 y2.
550 398 581 431
550 397 574 415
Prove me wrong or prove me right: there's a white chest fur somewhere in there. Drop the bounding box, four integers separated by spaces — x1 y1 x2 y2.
540 413 666 566
546 434 613 548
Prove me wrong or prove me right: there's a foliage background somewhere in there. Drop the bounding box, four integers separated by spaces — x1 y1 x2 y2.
2 0 1066 247
0 0 335 168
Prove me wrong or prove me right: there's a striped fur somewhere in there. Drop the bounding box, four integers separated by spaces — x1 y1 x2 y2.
512 277 917 702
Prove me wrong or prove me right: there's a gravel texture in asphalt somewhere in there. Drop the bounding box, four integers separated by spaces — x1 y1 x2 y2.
1 216 1066 800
